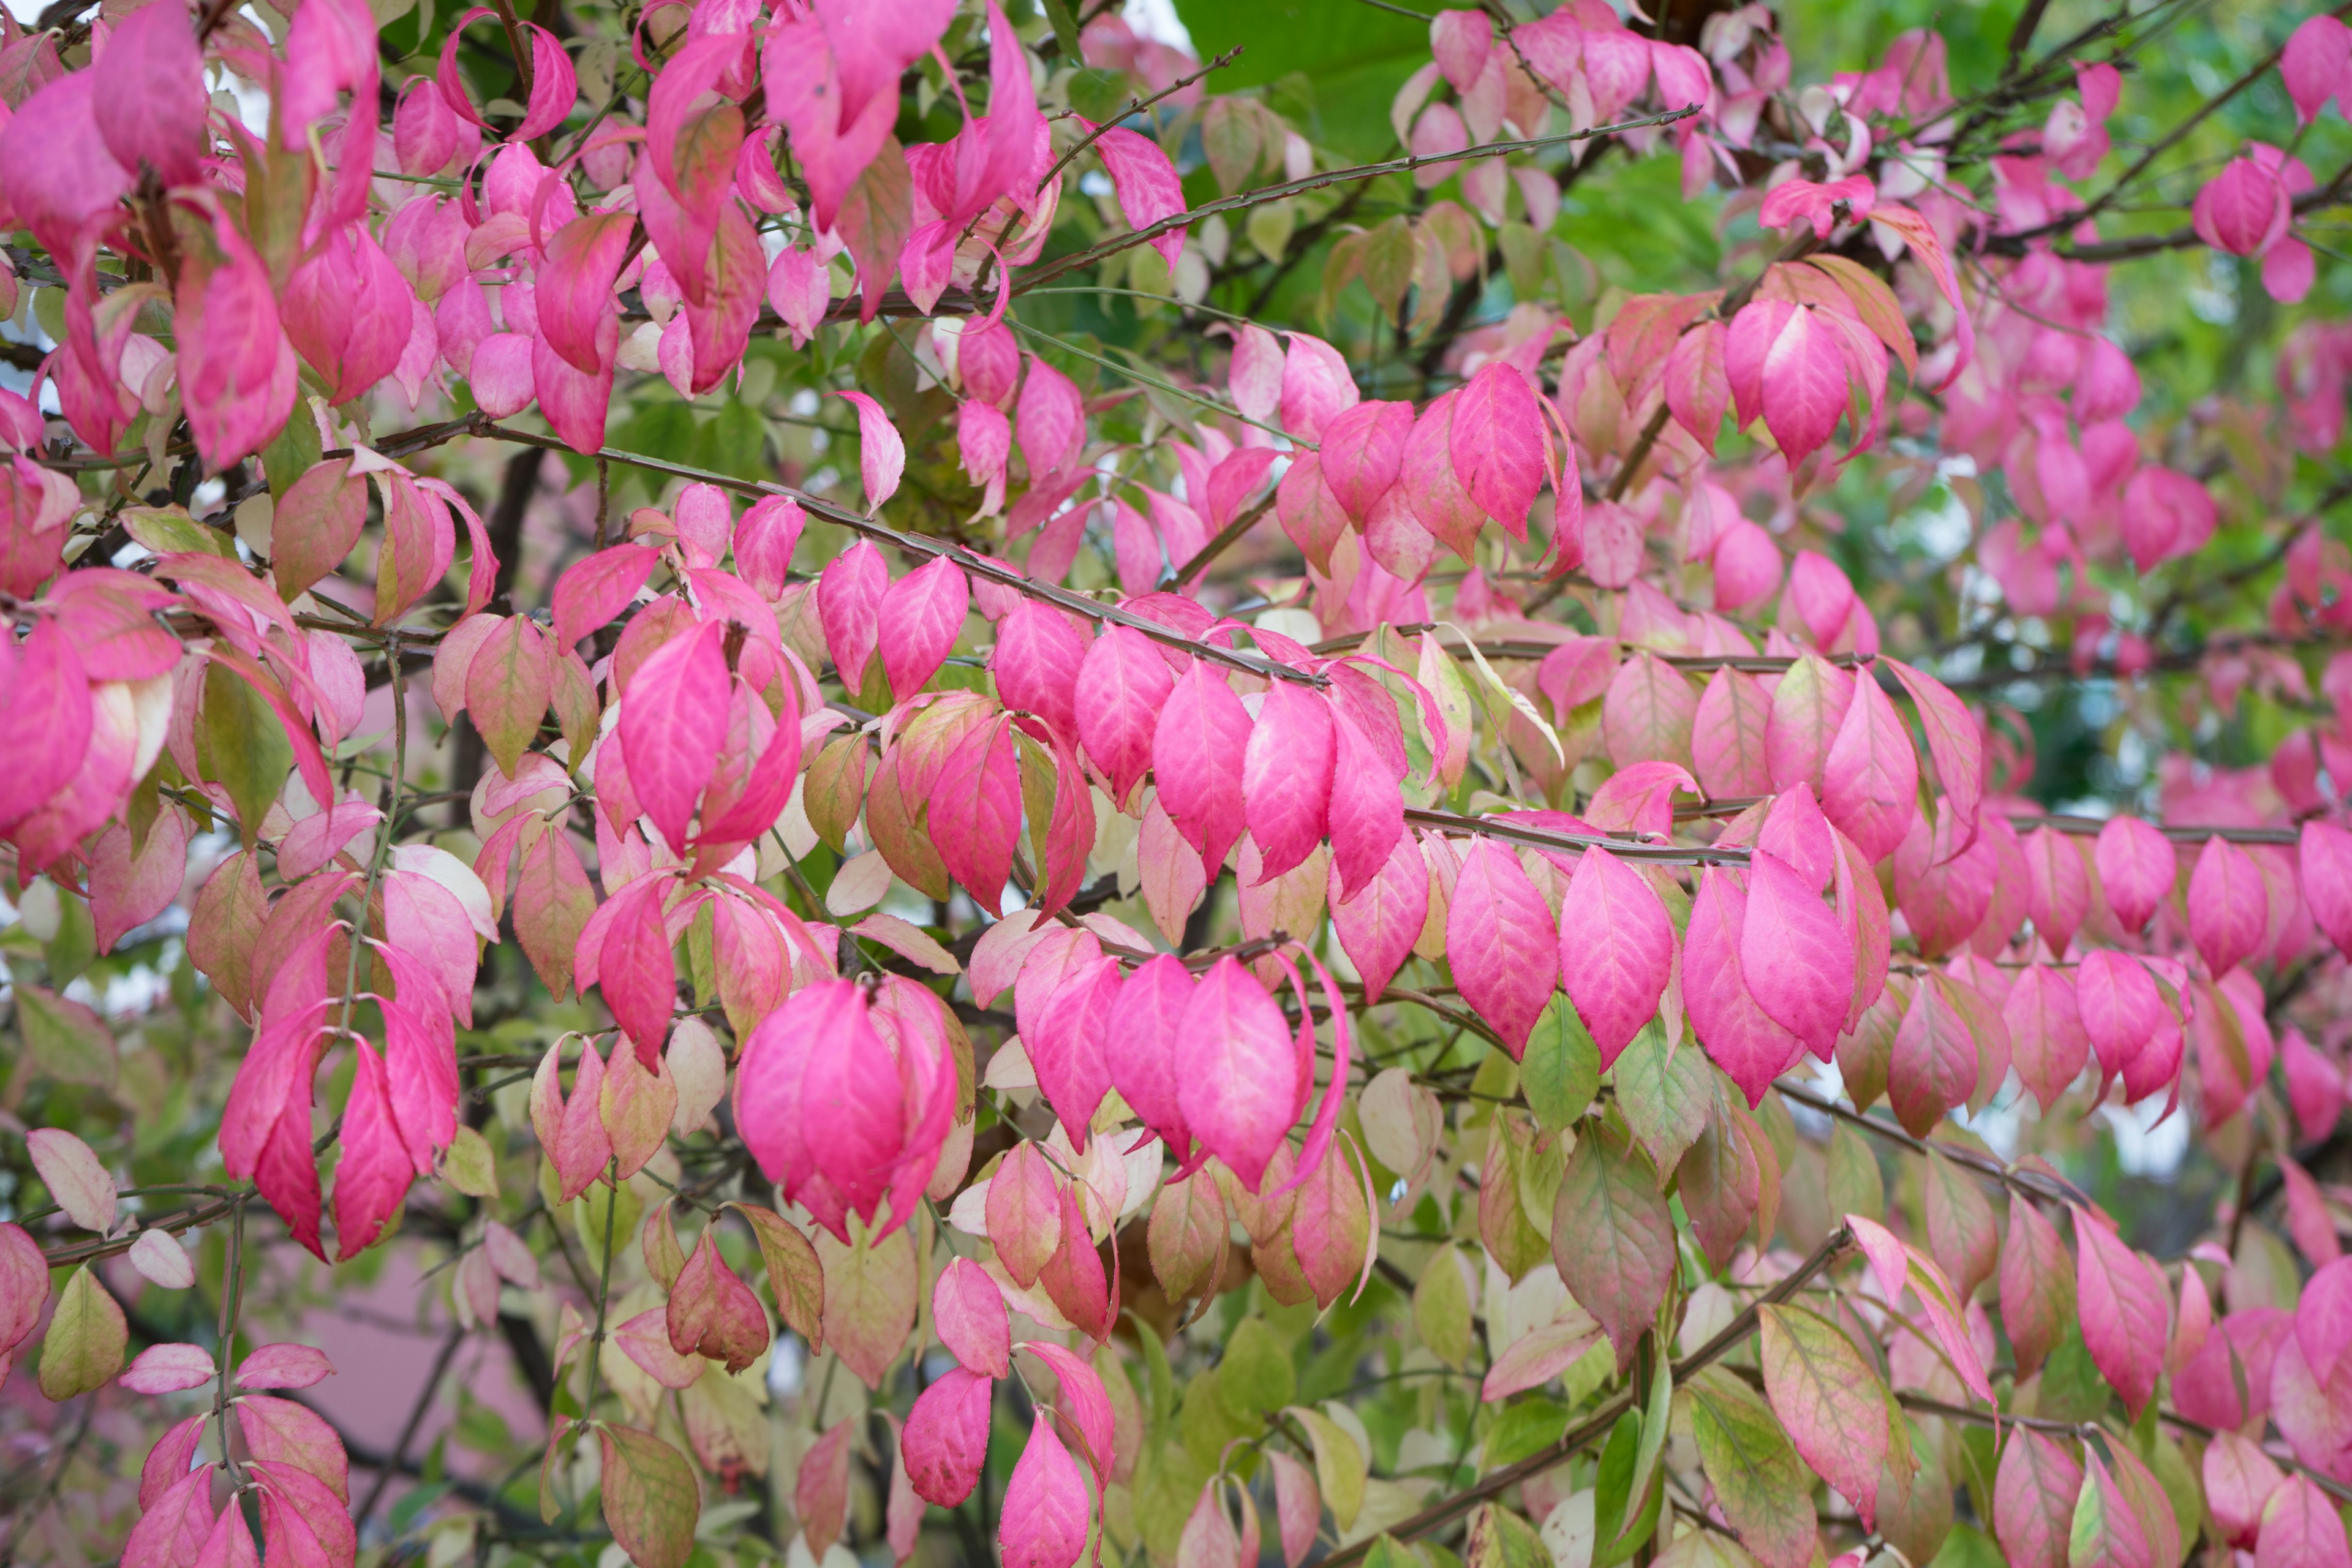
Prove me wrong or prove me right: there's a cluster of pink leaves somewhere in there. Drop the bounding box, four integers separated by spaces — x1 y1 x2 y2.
119 1343 355 1568
0 0 1196 475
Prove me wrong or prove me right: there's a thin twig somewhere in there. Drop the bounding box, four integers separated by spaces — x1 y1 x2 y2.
1169 494 1278 587
353 1323 468 1532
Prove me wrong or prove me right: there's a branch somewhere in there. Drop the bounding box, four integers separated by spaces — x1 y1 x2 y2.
1405 805 1753 866
1771 1078 2090 1208
1316 1224 1854 1567
469 421 1332 689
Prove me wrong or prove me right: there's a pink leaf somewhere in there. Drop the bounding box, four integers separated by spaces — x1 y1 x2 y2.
1331 831 1431 1005
1686 867 1804 1106
1017 356 1087 478
1077 625 1176 804
833 391 907 512
1819 668 1918 862
2074 949 2162 1087
552 543 658 650
1993 1428 2082 1568
2188 834 2269 975
2302 818 2352 958
1317 400 1414 522
1176 957 1298 1193
1327 713 1405 901
331 1039 415 1260
933 1261 1010 1379
1556 847 1673 1068
2095 816 2177 934
878 555 969 698
1153 661 1253 875
1448 362 1545 538
987 1139 1065 1289
999 1417 1091 1568
2075 1209 2168 1416
995 603 1088 748
236 1344 335 1391
1280 333 1359 443
2005 963 2088 1112
1242 682 1336 883
121 1343 216 1395
1446 839 1559 1057
1089 125 1186 271
820 540 888 692
1740 847 1854 1060
28 1126 115 1232
903 1366 992 1507
619 620 728 855
2283 16 2352 127
1887 973 1978 1136
1106 952 1196 1157
1881 657 1981 833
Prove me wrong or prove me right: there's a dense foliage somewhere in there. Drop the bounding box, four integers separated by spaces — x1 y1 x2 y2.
6 1 2352 1567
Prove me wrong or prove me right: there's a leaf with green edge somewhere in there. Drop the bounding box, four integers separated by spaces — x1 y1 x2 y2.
2068 1452 2153 1568
725 1201 824 1351
816 1224 916 1389
1993 1428 2082 1568
15 984 117 1090
38 1264 126 1400
1676 1367 1818 1568
195 658 293 846
1285 1405 1367 1531
1612 1021 1711 1178
1758 1303 1891 1528
1922 1148 1999 1303
600 1424 700 1568
1548 1118 1675 1373
1446 621 1564 767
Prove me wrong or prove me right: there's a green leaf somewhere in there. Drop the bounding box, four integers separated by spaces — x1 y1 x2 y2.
15 984 117 1090
1591 1411 1664 1566
1170 0 1452 158
1414 1243 1474 1370
1068 67 1128 124
1218 1316 1297 1422
1286 1404 1368 1529
442 1126 497 1199
1611 1023 1711 1177
1038 0 1083 60
1676 1368 1817 1568
39 1265 127 1400
1483 1397 1568 1469
1825 1120 1883 1224
194 660 293 846
1523 995 1600 1134
598 1425 699 1568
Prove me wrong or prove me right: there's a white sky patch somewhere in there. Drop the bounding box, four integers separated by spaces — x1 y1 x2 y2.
1124 0 1195 51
